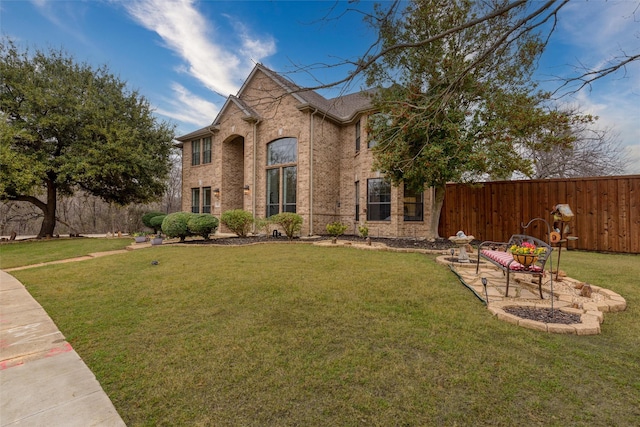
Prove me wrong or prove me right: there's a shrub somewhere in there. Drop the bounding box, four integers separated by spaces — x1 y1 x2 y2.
358 224 369 238
220 209 254 237
255 217 274 237
187 214 219 240
149 215 166 234
142 211 165 233
271 213 303 240
326 221 348 239
161 212 193 242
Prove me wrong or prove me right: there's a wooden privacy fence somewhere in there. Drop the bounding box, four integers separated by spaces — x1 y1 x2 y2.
438 175 640 254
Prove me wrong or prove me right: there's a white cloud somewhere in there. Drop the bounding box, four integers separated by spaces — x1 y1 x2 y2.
30 0 91 45
121 0 275 97
223 16 277 63
155 83 219 129
552 1 640 175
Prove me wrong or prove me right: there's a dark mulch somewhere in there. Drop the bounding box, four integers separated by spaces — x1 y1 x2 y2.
181 235 461 251
504 306 582 324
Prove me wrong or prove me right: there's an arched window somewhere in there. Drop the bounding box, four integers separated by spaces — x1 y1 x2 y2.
266 138 297 217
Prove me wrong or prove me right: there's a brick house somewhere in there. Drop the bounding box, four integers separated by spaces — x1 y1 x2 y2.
176 64 436 238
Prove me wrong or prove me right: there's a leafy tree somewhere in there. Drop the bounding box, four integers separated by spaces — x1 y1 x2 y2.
0 39 175 237
304 1 639 97
362 0 576 238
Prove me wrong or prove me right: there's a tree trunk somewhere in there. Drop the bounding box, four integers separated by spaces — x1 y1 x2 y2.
427 185 446 240
37 179 57 238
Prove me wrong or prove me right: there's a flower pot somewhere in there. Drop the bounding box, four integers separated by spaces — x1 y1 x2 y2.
513 254 538 267
134 236 146 243
151 237 163 246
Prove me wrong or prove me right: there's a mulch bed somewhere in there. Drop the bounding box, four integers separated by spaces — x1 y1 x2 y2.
503 306 582 324
181 235 463 251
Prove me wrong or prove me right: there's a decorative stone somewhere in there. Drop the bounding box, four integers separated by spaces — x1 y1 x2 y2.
575 323 600 336
547 323 576 334
448 234 475 263
518 318 548 332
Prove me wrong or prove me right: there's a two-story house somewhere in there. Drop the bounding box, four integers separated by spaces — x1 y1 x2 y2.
176 64 436 238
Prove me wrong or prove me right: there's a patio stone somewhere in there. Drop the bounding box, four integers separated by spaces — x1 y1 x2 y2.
435 254 627 336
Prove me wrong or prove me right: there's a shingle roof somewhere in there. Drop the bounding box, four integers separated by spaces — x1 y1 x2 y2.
177 64 375 141
257 64 375 122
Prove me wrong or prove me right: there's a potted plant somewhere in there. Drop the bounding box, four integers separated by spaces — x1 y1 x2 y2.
150 233 163 246
509 241 546 267
132 232 147 243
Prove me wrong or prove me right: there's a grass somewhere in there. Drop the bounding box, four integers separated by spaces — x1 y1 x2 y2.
0 237 132 269
9 242 640 426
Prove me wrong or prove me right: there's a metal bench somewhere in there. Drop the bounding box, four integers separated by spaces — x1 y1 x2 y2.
476 234 552 298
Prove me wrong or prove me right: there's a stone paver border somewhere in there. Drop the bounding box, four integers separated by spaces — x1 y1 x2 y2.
435 254 627 335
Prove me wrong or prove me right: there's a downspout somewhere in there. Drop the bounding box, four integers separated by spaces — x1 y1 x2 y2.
309 108 318 236
252 120 258 229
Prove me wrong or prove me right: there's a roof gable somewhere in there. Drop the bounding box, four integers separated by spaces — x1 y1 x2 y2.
177 64 374 141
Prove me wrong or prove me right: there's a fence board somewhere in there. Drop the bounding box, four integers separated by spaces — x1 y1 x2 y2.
439 175 640 254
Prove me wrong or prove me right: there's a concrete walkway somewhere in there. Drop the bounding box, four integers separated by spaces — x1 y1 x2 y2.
1 270 126 426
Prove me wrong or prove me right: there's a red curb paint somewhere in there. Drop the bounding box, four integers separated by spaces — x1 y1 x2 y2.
45 342 73 357
0 360 25 370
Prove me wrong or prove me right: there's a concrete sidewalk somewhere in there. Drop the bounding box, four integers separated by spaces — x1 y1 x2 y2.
0 270 125 426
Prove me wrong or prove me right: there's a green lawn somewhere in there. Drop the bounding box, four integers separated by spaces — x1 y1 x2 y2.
9 243 640 426
0 237 132 269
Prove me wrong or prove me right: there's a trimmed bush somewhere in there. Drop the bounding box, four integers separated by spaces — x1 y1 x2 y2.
220 209 254 237
271 212 303 240
187 214 219 240
255 217 274 238
326 221 348 239
142 211 165 233
161 212 193 242
149 215 166 234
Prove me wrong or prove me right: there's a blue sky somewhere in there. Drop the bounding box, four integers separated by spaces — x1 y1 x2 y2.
1 0 639 173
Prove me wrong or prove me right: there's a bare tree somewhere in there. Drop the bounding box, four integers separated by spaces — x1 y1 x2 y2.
530 122 630 178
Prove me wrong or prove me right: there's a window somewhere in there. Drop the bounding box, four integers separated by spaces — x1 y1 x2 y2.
267 137 297 165
202 187 211 213
283 166 297 212
266 168 279 217
191 188 200 213
191 140 201 166
355 119 361 152
266 138 297 216
203 137 212 164
403 184 423 221
355 181 360 221
367 178 391 221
